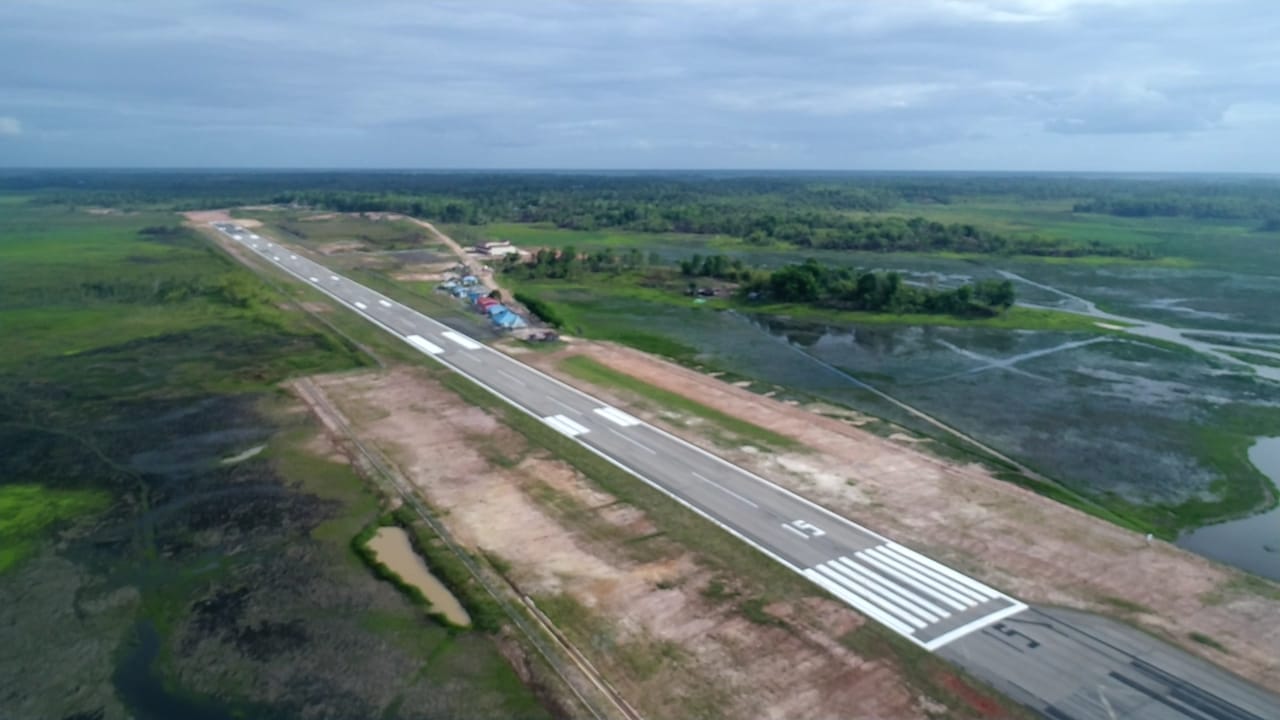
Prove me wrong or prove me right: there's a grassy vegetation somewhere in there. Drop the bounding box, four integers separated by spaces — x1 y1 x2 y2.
235 209 444 253
1189 632 1230 654
0 196 549 717
534 592 689 684
742 300 1111 331
559 355 797 450
461 221 721 252
0 484 110 572
388 506 507 632
1226 350 1280 369
505 271 1109 335
883 198 1278 274
1095 595 1155 615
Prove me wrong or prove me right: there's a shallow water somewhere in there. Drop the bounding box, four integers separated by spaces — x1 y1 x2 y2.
1177 438 1280 582
367 526 471 626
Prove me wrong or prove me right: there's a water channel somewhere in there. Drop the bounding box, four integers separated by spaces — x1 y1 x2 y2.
1177 438 1280 582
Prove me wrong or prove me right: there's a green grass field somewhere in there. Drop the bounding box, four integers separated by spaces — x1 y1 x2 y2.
559 355 797 450
0 196 549 718
235 208 444 252
879 199 1277 273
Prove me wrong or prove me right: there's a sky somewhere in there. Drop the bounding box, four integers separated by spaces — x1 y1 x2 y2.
1 0 1278 171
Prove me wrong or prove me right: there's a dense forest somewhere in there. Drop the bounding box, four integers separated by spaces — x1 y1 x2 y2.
7 169 1279 253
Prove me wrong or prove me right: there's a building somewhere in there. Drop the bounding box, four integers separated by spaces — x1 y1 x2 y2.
477 240 520 257
491 308 527 329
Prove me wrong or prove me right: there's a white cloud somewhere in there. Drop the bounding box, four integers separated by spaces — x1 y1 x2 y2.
0 116 20 136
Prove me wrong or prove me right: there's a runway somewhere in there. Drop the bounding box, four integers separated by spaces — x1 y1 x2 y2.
215 223 1280 719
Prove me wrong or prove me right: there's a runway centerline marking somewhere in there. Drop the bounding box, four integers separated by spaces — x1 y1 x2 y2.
496 368 525 386
547 396 583 415
691 471 759 508
608 428 657 454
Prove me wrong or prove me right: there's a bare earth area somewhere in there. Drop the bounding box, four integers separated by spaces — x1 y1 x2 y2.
182 209 262 227
517 340 1280 690
313 367 957 720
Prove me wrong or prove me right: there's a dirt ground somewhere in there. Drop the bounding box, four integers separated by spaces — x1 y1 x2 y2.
313 367 969 720
182 209 261 227
517 340 1280 690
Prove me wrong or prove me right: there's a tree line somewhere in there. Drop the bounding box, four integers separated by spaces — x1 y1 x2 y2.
503 249 1016 319
739 259 1015 317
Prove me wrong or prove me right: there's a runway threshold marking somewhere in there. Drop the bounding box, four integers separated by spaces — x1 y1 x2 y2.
544 414 589 437
441 331 483 350
406 334 444 355
690 471 759 508
805 541 1028 650
594 406 640 427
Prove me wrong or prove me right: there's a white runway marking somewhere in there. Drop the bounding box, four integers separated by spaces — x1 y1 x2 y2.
289 254 297 259
329 275 339 281
544 414 589 437
441 331 483 350
832 557 947 622
883 544 999 600
691 472 759 508
594 406 640 427
860 548 973 610
922 602 1028 651
354 301 368 310
273 256 281 261
406 334 444 355
804 568 916 637
378 299 392 308
608 428 657 454
782 523 810 539
814 564 927 629
309 277 319 283
496 368 525 386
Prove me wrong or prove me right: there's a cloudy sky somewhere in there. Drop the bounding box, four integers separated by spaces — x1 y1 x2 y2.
1 0 1278 170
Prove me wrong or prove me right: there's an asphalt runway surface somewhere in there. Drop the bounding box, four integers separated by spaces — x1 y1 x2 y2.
217 223 1280 719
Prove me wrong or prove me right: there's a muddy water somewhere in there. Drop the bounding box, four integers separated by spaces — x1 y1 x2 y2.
367 526 471 626
1177 438 1280 582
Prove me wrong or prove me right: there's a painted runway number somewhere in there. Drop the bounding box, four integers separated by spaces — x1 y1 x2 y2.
783 519 826 539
